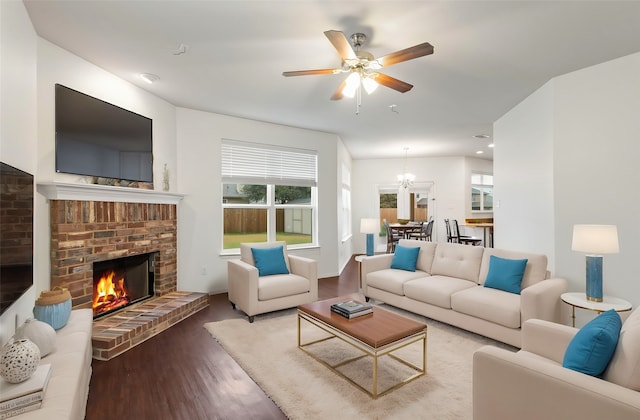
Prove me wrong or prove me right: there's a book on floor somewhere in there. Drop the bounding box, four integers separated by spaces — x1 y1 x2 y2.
0 364 52 413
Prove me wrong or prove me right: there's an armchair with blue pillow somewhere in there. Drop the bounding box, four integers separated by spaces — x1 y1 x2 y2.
227 241 318 322
473 307 640 420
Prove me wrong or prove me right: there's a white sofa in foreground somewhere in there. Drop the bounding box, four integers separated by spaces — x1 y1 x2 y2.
473 310 640 420
361 239 568 347
20 309 93 420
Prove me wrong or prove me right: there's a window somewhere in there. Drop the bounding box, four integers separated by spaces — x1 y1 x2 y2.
471 173 493 212
221 140 317 250
341 163 351 241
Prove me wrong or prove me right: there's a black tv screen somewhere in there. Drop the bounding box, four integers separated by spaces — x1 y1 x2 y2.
0 162 34 315
55 84 153 183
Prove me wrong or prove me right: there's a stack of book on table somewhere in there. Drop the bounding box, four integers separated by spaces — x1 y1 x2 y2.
330 300 373 319
0 364 52 419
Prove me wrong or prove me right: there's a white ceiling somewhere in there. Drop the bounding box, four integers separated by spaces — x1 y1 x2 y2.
23 1 640 160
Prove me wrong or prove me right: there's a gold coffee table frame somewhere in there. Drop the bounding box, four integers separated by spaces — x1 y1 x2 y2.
297 307 427 399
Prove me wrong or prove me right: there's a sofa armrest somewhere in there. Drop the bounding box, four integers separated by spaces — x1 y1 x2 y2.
521 277 568 324
288 255 318 301
473 346 640 420
521 319 577 364
360 254 394 278
227 259 259 315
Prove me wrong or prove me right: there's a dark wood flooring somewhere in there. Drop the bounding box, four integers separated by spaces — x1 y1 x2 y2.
85 255 361 420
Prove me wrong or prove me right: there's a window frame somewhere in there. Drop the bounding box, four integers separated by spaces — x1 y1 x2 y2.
471 173 493 212
221 140 318 253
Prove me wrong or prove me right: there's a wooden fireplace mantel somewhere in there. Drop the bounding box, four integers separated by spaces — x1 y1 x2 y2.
37 182 185 205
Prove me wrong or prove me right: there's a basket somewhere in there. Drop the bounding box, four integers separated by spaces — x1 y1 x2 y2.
33 287 72 330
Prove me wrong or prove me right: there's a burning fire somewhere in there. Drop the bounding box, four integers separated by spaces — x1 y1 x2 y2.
93 270 130 315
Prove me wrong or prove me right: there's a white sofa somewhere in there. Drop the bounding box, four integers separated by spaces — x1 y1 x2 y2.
361 239 567 347
473 310 640 420
21 309 93 420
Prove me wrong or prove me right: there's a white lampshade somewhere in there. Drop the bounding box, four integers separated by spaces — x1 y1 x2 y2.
572 224 619 255
360 218 379 234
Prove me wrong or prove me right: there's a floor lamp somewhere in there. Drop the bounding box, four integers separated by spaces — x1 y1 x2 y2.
571 224 619 302
360 218 379 256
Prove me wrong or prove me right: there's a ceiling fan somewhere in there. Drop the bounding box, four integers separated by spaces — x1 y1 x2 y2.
283 30 434 101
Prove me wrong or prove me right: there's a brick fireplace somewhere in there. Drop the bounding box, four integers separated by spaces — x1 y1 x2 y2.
39 183 208 360
48 199 177 306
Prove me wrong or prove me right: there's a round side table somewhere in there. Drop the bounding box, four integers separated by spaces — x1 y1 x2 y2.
561 292 632 327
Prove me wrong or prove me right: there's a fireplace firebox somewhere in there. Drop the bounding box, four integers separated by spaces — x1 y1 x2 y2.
92 253 156 319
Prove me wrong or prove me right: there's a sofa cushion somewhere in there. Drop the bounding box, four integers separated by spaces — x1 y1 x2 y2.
366 268 427 296
404 275 477 309
391 244 421 271
241 241 291 272
563 309 622 377
451 286 522 329
251 245 290 276
398 239 437 273
430 242 484 283
258 273 309 301
483 255 528 295
604 307 640 390
479 248 547 289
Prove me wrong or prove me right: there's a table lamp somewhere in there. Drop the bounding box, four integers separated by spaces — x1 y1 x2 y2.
571 224 619 302
360 218 379 256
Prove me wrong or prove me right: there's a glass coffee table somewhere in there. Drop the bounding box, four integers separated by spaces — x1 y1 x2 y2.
297 296 427 399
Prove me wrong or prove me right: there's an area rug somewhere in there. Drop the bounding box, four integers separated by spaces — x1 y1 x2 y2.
204 306 514 419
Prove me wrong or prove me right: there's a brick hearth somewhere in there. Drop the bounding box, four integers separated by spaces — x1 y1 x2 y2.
92 291 208 360
40 185 209 360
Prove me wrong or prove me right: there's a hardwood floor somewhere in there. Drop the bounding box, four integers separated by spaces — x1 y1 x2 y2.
85 255 361 420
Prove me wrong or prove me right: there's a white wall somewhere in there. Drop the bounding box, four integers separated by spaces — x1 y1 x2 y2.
337 139 353 272
176 107 343 294
351 156 492 253
494 82 556 267
0 0 38 343
494 52 640 318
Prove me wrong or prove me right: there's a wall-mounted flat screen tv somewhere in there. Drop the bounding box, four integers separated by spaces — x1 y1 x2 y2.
0 162 34 315
55 84 153 183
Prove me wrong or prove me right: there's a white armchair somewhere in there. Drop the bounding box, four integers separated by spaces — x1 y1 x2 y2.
227 241 318 322
473 309 640 420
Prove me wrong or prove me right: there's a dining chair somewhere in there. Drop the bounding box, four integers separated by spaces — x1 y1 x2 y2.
383 220 402 253
409 220 433 241
453 219 482 246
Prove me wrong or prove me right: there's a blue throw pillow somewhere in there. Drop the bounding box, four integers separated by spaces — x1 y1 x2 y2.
390 245 421 272
563 309 622 376
251 246 289 276
483 255 528 294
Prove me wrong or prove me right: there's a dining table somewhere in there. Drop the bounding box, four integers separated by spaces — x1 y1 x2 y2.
389 223 423 239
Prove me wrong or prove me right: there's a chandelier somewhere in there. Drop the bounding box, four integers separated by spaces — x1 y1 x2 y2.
397 147 415 189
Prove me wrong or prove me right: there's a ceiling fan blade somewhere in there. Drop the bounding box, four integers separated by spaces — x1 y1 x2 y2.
324 30 357 61
282 69 340 77
376 42 434 67
330 80 347 101
375 73 414 93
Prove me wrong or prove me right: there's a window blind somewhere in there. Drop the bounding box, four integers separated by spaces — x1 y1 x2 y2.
221 139 317 187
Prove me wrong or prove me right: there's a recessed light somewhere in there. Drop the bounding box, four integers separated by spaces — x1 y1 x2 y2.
488 143 495 148
476 150 484 154
140 73 160 84
473 134 490 139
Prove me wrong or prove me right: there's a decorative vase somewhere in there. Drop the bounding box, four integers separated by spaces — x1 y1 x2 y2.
34 287 72 330
0 339 41 383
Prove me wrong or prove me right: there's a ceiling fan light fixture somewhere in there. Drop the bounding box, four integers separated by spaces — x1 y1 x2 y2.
342 73 360 98
362 76 378 94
